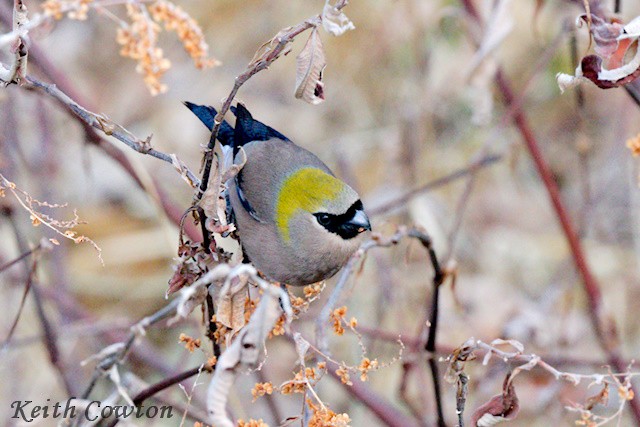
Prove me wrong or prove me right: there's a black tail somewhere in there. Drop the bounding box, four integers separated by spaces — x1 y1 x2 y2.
183 101 290 154
182 101 235 146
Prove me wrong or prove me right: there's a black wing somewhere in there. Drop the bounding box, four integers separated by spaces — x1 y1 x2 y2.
184 101 290 223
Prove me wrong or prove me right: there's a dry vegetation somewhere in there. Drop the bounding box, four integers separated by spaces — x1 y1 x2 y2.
2 0 640 426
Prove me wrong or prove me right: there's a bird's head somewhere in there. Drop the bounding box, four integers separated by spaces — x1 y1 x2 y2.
275 167 371 245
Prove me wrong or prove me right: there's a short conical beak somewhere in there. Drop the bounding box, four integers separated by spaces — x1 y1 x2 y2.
350 209 371 233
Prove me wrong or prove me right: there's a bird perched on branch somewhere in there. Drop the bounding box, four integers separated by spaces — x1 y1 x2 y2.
184 102 371 286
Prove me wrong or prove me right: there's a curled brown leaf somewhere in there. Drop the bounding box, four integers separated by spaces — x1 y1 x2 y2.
295 27 326 105
470 373 520 427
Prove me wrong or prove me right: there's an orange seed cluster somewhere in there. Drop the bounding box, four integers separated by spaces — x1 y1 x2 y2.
330 306 348 335
307 399 351 427
116 3 170 95
178 333 201 352
627 134 640 156
251 382 274 401
236 419 269 427
357 357 379 381
149 0 219 69
42 0 93 20
335 365 352 385
269 314 286 337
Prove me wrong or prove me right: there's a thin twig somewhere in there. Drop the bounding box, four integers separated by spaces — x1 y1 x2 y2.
368 154 501 217
4 212 75 395
127 365 207 419
407 230 446 427
0 17 201 240
314 228 446 425
0 243 41 275
255 368 283 425
315 228 423 354
2 250 38 348
80 298 181 399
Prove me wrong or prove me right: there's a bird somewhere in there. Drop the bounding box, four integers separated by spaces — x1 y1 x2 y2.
184 101 371 286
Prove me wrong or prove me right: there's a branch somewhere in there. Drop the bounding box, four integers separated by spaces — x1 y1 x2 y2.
2 246 38 349
22 76 200 189
315 228 415 354
0 0 28 86
326 359 421 427
445 338 638 426
314 227 446 425
4 210 75 395
0 21 202 240
458 0 640 421
367 154 502 217
103 365 209 427
409 230 446 427
0 239 48 274
79 298 181 399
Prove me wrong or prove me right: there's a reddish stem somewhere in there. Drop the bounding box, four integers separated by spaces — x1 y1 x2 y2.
459 0 639 421
494 69 640 421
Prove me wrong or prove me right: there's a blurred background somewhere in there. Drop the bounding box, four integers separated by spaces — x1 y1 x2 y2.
2 0 640 425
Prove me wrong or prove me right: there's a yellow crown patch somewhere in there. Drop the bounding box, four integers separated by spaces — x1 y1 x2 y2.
275 167 342 242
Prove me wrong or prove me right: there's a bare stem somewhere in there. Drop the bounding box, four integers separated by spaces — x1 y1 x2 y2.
326 359 421 427
368 154 501 217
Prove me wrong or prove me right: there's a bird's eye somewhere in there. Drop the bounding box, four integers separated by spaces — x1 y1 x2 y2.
315 213 331 227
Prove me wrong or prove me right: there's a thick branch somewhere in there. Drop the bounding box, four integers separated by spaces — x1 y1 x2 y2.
22 76 200 188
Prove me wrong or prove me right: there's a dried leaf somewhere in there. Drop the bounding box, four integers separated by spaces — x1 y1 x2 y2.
585 383 609 411
580 51 640 89
221 147 247 182
444 338 476 384
81 342 126 366
560 14 640 92
579 14 623 59
248 26 294 68
216 275 250 330
556 70 586 93
108 365 135 407
295 28 326 105
471 374 520 426
293 332 310 366
510 355 540 379
216 291 246 330
170 284 209 324
322 0 355 36
482 350 493 366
